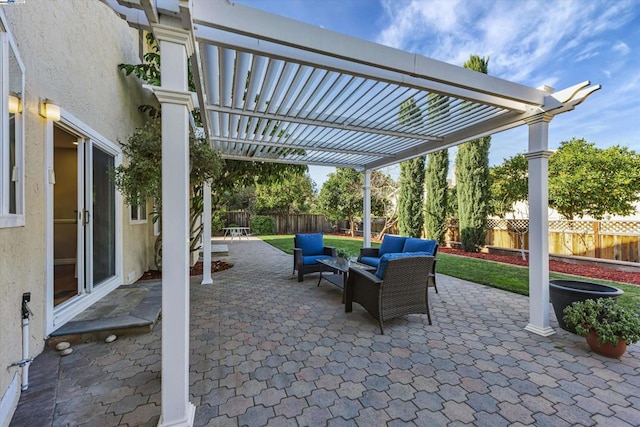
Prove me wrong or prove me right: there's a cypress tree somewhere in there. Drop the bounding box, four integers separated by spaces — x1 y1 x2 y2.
456 55 491 252
397 97 425 237
424 93 450 243
398 156 426 237
425 150 448 243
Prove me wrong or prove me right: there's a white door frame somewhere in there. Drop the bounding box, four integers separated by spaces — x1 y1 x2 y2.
44 109 123 335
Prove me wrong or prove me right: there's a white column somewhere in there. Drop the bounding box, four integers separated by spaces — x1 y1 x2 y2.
201 181 213 285
363 169 372 248
524 113 555 337
154 24 196 427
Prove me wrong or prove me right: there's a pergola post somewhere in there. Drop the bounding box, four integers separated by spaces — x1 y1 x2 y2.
153 24 197 427
524 113 555 337
363 169 372 248
201 181 213 285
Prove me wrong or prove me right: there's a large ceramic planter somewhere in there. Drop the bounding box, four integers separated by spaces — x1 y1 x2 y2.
586 331 627 358
549 280 623 333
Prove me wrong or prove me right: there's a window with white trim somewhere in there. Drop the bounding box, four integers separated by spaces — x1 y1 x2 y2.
0 16 25 228
130 201 147 223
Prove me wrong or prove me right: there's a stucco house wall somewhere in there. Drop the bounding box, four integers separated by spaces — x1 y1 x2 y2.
0 1 155 424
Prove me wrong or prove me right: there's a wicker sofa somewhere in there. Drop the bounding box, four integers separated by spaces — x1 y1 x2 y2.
346 254 435 334
358 235 439 292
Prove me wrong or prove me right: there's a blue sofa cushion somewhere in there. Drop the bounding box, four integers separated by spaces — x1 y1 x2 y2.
378 235 407 256
403 238 437 255
302 254 332 265
359 256 381 268
375 252 431 278
296 232 325 256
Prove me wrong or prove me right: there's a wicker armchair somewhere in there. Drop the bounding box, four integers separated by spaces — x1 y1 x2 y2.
293 233 336 282
359 243 439 293
345 255 434 334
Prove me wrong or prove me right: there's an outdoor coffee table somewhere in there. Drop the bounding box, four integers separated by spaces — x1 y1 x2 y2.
317 257 376 303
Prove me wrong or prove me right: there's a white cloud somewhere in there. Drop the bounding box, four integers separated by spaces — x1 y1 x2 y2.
613 41 630 55
375 0 638 85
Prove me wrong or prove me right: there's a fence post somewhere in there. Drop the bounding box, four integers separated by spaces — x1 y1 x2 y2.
593 221 601 258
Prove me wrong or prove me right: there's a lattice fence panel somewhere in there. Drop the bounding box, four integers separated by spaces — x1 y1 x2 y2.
548 220 593 234
487 219 508 229
599 221 640 235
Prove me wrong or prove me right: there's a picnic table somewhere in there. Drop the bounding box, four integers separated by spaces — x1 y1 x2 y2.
222 227 250 241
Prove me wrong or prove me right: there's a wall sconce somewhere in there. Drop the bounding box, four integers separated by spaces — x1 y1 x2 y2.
39 98 61 121
8 92 21 114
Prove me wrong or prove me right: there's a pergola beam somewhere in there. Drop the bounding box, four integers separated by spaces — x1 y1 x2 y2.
366 110 526 170
210 136 396 158
219 153 362 169
205 105 443 142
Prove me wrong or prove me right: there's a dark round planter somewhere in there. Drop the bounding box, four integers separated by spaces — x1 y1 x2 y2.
549 280 623 333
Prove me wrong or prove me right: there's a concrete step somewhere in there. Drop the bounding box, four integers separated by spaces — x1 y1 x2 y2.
46 281 161 348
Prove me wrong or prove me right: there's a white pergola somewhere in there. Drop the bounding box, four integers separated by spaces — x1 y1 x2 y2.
104 1 599 425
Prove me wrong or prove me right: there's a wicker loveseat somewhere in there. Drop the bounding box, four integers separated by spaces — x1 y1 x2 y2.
293 232 336 282
346 254 435 334
358 235 440 292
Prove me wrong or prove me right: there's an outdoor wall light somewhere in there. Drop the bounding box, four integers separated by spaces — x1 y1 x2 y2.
38 98 61 121
8 92 21 114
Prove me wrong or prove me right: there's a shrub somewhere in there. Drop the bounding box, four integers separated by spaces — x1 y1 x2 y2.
211 210 226 235
251 216 275 235
563 298 640 346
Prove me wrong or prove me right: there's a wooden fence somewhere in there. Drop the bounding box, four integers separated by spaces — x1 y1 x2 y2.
225 212 394 236
226 212 639 263
225 211 333 234
447 219 640 263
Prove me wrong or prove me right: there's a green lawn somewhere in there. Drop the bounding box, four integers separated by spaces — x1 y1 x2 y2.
258 234 640 310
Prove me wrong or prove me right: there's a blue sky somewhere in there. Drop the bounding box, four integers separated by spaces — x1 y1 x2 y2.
234 0 640 188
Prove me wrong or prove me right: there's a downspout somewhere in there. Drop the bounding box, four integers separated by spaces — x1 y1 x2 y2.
9 293 33 390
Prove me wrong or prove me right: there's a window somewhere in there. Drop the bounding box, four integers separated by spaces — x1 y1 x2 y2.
0 16 25 228
130 202 147 223
152 199 160 236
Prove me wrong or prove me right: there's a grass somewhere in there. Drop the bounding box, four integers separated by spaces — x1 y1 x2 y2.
258 234 640 310
260 234 380 258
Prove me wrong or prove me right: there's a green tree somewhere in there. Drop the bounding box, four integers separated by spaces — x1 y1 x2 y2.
455 55 491 252
424 93 450 243
425 150 449 243
253 170 314 215
317 168 392 236
112 120 223 269
489 153 528 218
489 153 529 260
397 97 425 237
549 138 640 220
398 157 425 236
213 161 307 214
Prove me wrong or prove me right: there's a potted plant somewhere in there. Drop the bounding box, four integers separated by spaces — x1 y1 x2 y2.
336 248 354 261
563 298 640 358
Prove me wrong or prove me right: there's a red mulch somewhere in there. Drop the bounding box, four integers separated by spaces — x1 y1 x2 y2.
139 260 233 281
439 247 640 285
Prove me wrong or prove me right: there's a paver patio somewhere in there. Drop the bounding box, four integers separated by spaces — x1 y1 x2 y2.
11 237 640 426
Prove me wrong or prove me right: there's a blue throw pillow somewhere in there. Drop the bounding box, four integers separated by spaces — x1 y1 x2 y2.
375 252 430 278
403 238 437 255
296 233 324 256
378 235 407 256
